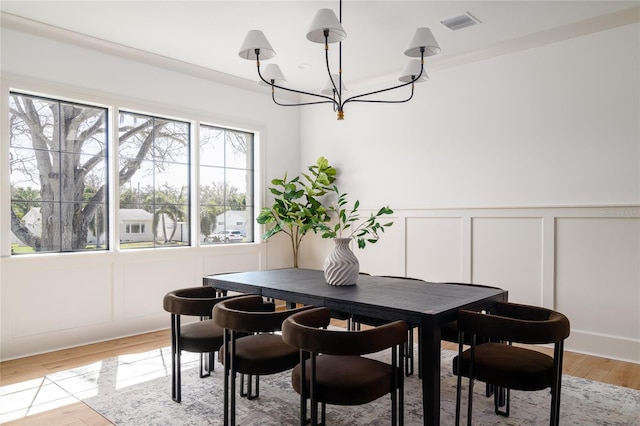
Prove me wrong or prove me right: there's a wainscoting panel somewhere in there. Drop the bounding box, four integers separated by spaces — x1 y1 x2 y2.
8 258 114 337
123 254 199 319
555 217 640 357
201 246 265 277
406 217 465 282
472 217 544 306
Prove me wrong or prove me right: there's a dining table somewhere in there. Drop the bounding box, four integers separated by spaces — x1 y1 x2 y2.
203 268 507 425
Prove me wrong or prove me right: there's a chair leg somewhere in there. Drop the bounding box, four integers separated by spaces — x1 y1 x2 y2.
223 359 229 425
550 342 564 426
417 327 422 379
405 328 414 376
223 331 232 426
485 383 494 398
454 339 463 426
170 314 181 403
230 369 236 426
495 385 506 408
466 376 475 426
240 374 260 399
399 344 405 426
199 352 212 378
494 387 510 417
391 379 397 426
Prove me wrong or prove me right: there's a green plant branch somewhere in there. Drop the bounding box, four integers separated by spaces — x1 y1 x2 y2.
320 186 393 249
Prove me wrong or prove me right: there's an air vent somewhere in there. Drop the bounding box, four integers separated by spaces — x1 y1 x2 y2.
440 12 481 31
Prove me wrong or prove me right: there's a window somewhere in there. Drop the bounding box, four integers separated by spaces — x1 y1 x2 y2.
125 223 146 234
8 92 256 255
200 125 254 244
118 112 190 248
9 92 109 254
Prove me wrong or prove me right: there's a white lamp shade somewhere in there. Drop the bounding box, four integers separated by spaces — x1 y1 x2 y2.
321 73 348 95
259 64 287 86
404 27 441 57
398 59 428 83
239 30 276 60
306 9 347 44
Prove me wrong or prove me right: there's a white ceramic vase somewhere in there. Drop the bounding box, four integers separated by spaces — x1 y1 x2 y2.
324 238 359 286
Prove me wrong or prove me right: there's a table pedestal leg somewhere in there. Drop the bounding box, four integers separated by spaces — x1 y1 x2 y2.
421 321 441 426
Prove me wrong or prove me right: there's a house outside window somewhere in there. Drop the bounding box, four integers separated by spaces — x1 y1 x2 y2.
118 112 190 248
200 125 254 244
9 92 109 254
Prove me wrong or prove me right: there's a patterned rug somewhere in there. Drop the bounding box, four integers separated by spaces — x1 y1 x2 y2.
47 345 639 426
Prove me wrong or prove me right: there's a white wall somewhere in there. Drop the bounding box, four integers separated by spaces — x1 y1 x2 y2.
1 17 638 363
0 21 298 360
299 24 640 362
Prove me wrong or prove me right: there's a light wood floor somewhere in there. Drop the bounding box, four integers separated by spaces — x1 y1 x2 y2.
1 327 638 426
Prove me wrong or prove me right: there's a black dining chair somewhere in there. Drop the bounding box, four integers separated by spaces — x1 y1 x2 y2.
282 306 408 426
453 301 570 426
162 286 238 403
213 294 313 426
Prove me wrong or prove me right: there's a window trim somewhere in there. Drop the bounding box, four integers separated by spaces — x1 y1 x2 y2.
2 81 265 257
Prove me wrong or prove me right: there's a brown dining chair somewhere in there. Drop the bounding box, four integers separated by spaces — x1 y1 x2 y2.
162 286 238 403
213 294 313 426
453 301 570 426
282 307 408 426
441 281 505 398
440 282 505 344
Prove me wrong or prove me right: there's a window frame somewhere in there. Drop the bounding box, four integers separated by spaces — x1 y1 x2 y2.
5 88 262 256
8 91 110 255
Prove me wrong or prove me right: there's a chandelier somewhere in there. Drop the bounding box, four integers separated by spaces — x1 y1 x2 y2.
238 0 441 120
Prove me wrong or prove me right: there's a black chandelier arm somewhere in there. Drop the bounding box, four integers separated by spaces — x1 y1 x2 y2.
344 84 415 105
253 49 340 108
342 60 424 107
342 76 416 106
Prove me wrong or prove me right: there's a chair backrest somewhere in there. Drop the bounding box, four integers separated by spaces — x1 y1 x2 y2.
213 294 311 333
457 301 570 345
282 307 409 356
163 286 234 317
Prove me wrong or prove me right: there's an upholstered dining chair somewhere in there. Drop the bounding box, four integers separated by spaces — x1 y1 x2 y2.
282 307 409 426
213 294 313 426
162 286 238 403
453 301 570 426
441 281 505 397
351 275 423 376
439 281 505 344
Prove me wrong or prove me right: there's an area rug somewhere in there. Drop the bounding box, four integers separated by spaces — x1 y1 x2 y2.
47 345 639 426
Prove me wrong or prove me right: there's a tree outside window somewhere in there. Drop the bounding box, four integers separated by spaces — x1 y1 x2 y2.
8 92 253 254
9 93 109 254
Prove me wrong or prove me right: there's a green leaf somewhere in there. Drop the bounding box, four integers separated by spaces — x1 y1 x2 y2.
316 156 329 169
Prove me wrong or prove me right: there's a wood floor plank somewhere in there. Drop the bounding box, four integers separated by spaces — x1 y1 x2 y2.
1 402 112 426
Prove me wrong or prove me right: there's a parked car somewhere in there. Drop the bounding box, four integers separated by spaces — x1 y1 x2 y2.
207 230 243 243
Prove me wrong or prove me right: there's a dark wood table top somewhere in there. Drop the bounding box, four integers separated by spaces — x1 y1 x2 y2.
204 268 505 326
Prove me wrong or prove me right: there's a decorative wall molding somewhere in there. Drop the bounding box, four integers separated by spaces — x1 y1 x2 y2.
344 204 639 363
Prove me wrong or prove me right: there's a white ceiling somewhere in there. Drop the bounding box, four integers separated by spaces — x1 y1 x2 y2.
1 1 638 94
